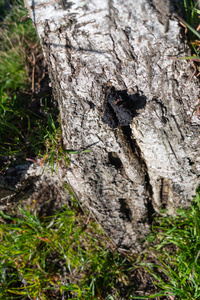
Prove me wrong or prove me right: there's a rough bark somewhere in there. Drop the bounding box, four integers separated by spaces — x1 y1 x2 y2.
24 0 200 250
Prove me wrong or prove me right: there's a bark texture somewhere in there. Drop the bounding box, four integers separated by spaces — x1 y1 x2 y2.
25 0 200 250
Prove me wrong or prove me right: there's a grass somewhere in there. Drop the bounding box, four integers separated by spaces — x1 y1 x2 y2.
0 0 63 168
182 0 200 48
0 0 37 91
0 200 136 299
133 187 200 299
1 0 200 299
1 188 200 299
174 0 200 79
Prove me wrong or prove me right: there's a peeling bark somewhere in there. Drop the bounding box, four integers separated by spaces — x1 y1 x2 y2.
25 0 200 250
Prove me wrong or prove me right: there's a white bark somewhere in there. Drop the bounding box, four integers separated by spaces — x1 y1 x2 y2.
25 0 200 250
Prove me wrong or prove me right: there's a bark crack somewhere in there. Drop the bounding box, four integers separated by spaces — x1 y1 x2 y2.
160 177 169 209
120 126 156 225
109 33 122 68
162 129 181 165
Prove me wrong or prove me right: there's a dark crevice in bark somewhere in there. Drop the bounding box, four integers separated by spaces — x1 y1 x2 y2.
119 198 133 222
103 99 119 129
121 126 143 163
108 152 122 169
160 178 169 209
109 33 123 68
171 115 185 140
163 129 181 165
102 86 146 128
121 125 156 225
145 173 155 225
187 157 194 166
59 0 73 10
87 101 95 109
152 97 169 124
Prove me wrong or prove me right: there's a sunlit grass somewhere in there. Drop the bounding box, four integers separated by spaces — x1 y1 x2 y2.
133 187 200 299
0 0 62 163
0 202 134 299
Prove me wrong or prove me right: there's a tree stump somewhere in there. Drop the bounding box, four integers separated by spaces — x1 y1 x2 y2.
25 0 200 250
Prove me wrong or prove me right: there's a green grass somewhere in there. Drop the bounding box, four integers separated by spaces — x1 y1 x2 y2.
0 200 135 299
1 189 200 299
174 1 200 74
181 0 200 43
133 187 200 299
0 0 13 21
0 1 36 91
0 0 63 166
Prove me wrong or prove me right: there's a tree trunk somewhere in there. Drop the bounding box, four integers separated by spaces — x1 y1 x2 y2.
25 0 200 250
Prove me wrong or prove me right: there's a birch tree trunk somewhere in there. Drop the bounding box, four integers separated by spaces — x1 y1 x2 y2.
25 0 200 250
